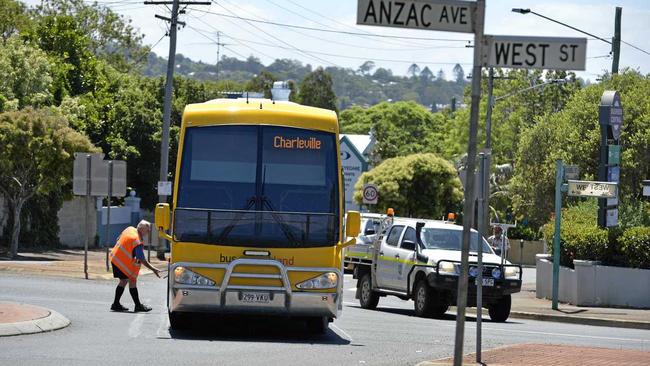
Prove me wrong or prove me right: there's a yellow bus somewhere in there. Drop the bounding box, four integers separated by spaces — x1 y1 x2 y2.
155 97 360 333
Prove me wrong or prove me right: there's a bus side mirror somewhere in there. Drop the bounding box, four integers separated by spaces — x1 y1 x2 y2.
345 211 360 238
155 203 171 232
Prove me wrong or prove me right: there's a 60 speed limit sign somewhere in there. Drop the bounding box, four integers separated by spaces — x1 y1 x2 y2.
362 184 378 205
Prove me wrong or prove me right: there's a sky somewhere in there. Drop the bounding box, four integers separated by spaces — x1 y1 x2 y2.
25 0 650 80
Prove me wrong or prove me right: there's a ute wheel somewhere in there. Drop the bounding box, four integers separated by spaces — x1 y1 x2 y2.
414 280 434 317
488 294 512 322
169 311 189 330
359 273 380 309
306 316 328 335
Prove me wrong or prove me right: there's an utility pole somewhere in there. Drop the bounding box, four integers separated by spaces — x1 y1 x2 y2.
216 31 221 80
611 7 622 74
145 0 210 259
453 0 484 365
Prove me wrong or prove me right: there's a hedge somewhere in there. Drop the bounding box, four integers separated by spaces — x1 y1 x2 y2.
618 226 650 269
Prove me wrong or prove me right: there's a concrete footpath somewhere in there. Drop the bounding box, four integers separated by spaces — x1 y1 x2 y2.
0 302 70 336
418 343 650 366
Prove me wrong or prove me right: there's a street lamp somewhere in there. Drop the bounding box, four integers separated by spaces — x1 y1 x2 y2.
511 8 611 45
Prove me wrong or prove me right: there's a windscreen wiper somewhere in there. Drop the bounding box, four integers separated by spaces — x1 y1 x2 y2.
215 197 256 243
260 197 300 246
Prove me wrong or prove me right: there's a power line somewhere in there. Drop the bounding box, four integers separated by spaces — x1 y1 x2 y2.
621 40 650 56
191 7 472 42
195 29 472 66
212 1 341 67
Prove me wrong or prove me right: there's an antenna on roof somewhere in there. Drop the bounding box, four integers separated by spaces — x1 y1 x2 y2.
246 91 249 104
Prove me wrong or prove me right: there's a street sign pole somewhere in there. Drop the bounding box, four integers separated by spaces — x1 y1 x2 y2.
454 1 484 365
84 155 91 280
552 160 564 310
104 161 113 272
476 152 486 363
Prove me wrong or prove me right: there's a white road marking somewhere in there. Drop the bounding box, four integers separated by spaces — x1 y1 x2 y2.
156 298 170 339
331 323 353 342
128 313 145 338
481 326 650 343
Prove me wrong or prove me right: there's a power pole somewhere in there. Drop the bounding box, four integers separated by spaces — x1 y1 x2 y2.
216 31 221 80
611 7 622 74
145 0 210 259
453 0 485 365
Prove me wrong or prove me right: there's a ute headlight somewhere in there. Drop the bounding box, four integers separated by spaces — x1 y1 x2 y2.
469 266 479 277
504 266 520 279
439 262 458 275
174 267 215 286
491 268 502 279
296 272 338 290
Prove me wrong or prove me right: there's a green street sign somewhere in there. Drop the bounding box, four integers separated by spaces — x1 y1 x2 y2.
608 145 621 165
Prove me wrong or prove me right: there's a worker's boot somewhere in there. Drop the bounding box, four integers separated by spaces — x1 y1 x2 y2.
110 303 129 312
134 304 152 312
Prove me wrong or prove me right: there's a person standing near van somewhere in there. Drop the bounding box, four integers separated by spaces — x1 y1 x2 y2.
110 220 161 312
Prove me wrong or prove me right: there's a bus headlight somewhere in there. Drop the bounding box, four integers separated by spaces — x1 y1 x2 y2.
174 267 215 286
296 272 338 289
504 266 520 279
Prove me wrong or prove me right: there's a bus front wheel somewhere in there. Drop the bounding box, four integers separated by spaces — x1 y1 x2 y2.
306 316 328 334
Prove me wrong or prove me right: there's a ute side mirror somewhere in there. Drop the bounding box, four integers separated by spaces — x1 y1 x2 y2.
155 203 172 241
401 240 416 251
345 211 361 238
364 228 376 235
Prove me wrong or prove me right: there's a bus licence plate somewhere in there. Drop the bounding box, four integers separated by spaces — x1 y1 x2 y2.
475 278 494 287
241 292 270 303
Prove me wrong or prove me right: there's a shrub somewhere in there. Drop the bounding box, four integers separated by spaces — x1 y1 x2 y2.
508 225 541 241
618 226 650 269
542 201 610 266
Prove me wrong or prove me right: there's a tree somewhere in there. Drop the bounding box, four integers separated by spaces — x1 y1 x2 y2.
437 69 446 81
353 153 463 218
420 67 434 83
246 71 277 98
407 63 420 78
0 0 31 41
0 108 96 258
358 60 375 75
339 101 448 162
0 36 53 111
452 64 465 83
298 67 338 113
510 69 650 228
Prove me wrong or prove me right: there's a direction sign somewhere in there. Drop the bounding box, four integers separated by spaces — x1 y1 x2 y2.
599 91 623 140
608 145 621 165
564 165 579 181
567 180 617 198
356 0 475 33
606 208 618 227
607 166 620 183
362 183 379 205
484 36 587 70
91 160 127 197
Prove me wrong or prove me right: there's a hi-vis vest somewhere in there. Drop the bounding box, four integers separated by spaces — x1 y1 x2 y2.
110 227 143 280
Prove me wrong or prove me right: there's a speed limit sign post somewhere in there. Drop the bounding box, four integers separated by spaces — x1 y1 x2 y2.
362 184 378 205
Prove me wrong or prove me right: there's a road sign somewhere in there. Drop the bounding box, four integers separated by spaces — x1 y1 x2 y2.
607 166 620 183
157 181 172 196
483 35 587 70
91 160 127 197
606 208 618 227
564 165 579 180
608 145 621 165
73 153 104 195
599 91 623 140
362 183 379 205
567 180 617 198
356 0 475 33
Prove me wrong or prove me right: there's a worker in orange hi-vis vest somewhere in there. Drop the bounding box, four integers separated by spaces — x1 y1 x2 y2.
109 220 161 312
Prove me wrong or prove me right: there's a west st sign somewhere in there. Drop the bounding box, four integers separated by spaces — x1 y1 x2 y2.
357 1 587 71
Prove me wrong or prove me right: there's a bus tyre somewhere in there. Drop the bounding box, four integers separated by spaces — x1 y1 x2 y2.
414 280 435 317
488 294 511 322
359 273 379 309
306 316 328 335
169 311 189 330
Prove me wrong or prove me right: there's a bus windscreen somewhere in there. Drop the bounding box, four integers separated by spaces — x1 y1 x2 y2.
175 125 339 248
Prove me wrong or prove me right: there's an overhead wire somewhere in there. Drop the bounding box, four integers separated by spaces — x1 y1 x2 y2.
621 40 650 57
211 1 341 67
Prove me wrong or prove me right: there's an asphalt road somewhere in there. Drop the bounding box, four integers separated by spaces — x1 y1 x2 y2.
1 272 648 366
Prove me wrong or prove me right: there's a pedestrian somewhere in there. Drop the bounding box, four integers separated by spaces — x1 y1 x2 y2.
110 220 161 312
488 225 509 256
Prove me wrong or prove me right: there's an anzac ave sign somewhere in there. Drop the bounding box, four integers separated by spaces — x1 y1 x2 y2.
356 0 476 33
484 36 587 70
567 180 617 198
